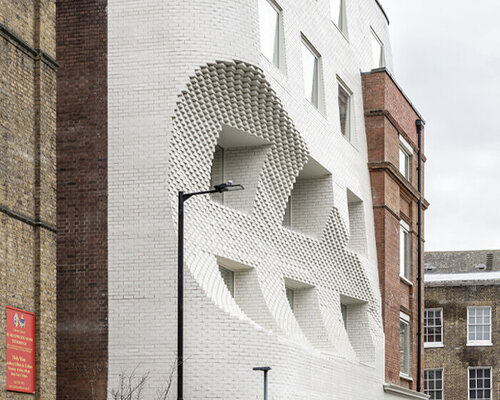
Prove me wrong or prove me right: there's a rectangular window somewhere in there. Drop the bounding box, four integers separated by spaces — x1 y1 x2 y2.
400 312 411 377
371 29 385 68
424 369 444 400
330 0 346 35
341 303 348 328
424 308 443 347
219 266 235 297
338 81 352 140
347 189 367 254
469 367 492 400
286 287 295 311
301 38 320 108
400 220 411 280
467 307 492 345
283 195 292 227
258 0 281 67
399 135 412 181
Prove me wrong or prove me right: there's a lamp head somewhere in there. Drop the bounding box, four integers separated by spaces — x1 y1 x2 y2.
253 366 271 372
213 181 245 192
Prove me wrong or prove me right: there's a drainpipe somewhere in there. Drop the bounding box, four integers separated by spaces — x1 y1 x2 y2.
416 119 425 392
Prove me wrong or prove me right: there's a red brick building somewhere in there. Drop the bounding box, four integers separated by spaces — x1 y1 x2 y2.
363 68 428 398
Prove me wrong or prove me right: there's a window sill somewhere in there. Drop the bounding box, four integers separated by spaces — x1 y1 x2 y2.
399 373 413 382
467 342 493 347
340 130 359 152
424 342 443 349
383 383 428 400
400 276 413 286
260 54 286 77
304 98 327 119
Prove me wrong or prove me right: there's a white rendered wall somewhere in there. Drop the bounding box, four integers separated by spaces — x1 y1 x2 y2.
108 0 398 399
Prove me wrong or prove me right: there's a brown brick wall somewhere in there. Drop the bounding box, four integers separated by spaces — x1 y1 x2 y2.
0 0 57 398
363 69 426 392
56 1 108 399
425 285 500 399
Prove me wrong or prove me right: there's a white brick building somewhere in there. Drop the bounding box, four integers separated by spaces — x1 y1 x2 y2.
100 0 421 398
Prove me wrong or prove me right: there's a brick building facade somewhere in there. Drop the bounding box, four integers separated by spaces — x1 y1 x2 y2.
56 0 426 399
424 250 500 400
0 0 57 398
55 1 108 399
363 69 428 397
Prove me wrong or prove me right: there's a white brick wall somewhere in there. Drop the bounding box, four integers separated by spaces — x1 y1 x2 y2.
107 0 402 398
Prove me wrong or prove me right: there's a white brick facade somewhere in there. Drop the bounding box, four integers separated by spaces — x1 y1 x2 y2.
106 0 408 398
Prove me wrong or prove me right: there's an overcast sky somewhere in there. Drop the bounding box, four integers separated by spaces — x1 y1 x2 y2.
381 0 500 251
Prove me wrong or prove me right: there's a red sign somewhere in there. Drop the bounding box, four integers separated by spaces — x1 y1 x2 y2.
6 306 35 394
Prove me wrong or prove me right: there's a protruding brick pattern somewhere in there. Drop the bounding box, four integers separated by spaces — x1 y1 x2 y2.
56 1 108 399
363 69 428 392
0 0 57 398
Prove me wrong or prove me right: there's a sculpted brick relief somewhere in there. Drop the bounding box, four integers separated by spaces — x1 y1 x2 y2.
168 60 377 362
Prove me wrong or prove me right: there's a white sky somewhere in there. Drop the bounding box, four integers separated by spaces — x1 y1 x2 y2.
381 0 500 251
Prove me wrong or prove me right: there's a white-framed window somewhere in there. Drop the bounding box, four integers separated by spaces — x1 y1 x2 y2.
330 0 347 36
424 308 443 347
400 220 411 281
467 307 492 346
337 79 352 140
424 369 444 400
468 367 492 400
399 136 412 181
258 0 282 68
301 37 321 109
219 266 235 297
400 312 411 378
371 28 385 68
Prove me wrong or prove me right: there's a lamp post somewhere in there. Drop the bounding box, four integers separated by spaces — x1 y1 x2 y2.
253 366 271 400
177 181 244 400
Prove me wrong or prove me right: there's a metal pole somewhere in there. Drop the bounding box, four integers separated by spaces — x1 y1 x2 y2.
177 191 184 400
176 183 243 399
263 369 269 400
253 366 271 400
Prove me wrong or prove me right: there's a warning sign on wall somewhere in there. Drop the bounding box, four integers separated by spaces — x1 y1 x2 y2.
6 306 35 394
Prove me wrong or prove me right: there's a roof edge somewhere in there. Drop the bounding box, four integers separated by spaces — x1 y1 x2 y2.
362 67 426 123
375 0 390 25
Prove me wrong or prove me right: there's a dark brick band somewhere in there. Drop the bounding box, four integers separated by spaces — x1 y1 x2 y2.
56 1 108 399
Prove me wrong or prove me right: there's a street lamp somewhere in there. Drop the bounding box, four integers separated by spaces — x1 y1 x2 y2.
253 366 271 400
177 181 244 400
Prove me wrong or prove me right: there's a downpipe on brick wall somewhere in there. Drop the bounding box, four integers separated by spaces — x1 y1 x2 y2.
416 119 425 392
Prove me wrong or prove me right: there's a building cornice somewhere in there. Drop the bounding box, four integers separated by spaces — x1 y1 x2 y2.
383 383 429 399
368 161 430 209
425 272 500 287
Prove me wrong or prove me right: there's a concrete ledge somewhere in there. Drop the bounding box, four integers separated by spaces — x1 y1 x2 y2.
383 383 429 399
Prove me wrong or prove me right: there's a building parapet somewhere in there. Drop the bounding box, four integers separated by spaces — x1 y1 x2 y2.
425 271 500 287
